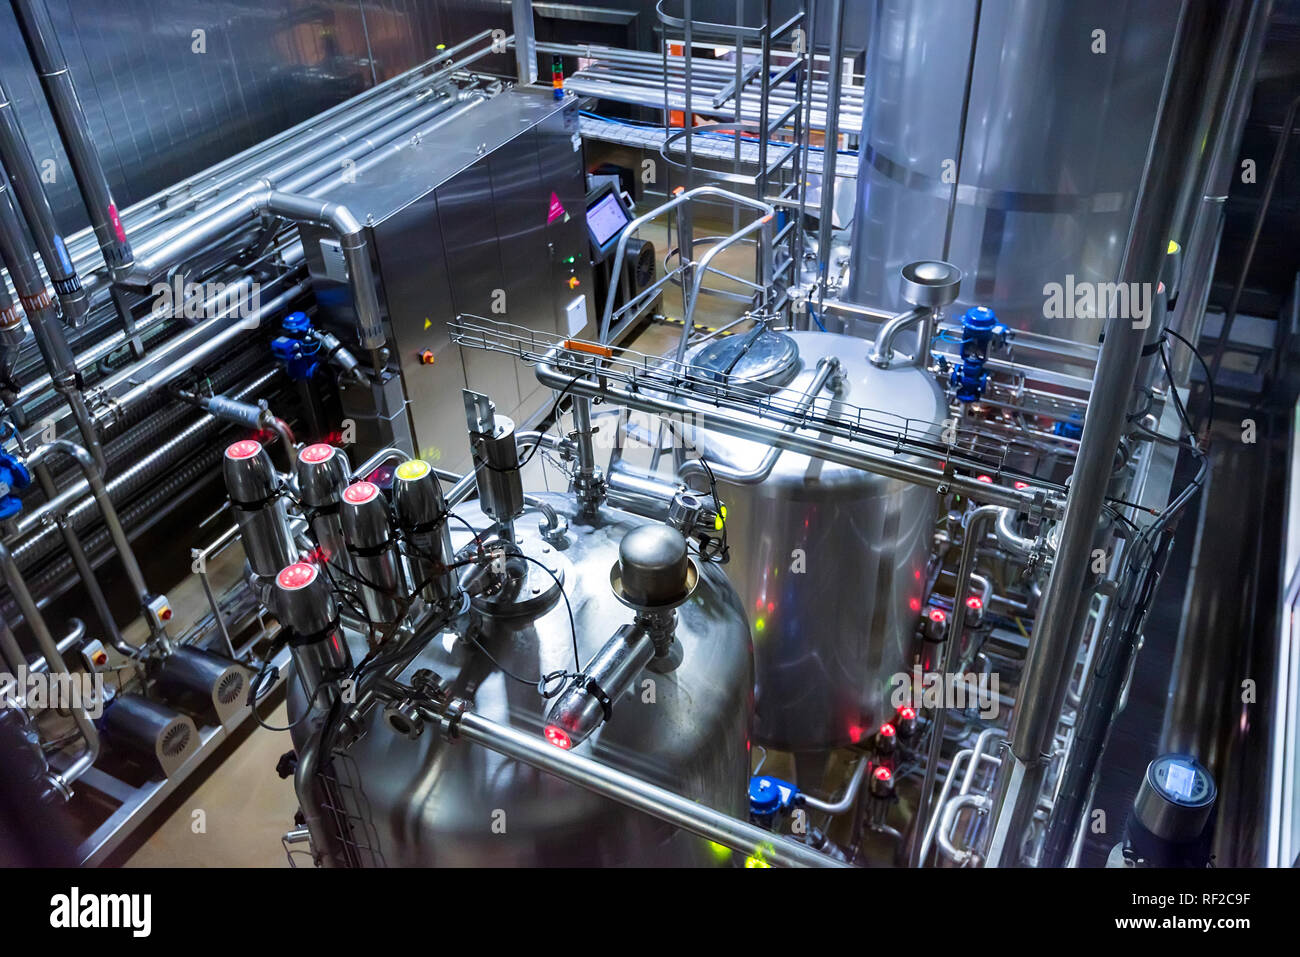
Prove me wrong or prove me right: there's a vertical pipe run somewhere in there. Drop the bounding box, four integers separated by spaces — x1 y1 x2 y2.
814 0 844 322
511 0 538 86
909 505 1001 866
984 0 1228 867
10 0 134 279
0 164 105 471
0 78 88 325
0 540 99 789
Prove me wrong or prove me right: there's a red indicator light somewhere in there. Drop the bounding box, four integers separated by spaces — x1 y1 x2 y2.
928 607 947 623
160 608 173 621
966 595 984 611
899 706 917 721
874 766 893 781
544 725 572 750
976 474 993 484
343 481 380 505
277 562 318 590
226 439 262 460
879 722 896 738
849 724 863 743
766 601 775 614
1014 481 1029 490
300 443 335 464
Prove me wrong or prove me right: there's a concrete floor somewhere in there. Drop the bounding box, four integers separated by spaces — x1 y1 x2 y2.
123 208 766 867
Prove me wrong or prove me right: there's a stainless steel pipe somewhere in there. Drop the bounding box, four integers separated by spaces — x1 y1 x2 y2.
451 709 847 868
11 0 133 279
534 347 1060 516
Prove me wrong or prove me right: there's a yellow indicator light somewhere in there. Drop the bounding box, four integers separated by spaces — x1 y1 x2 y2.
395 459 431 481
755 617 765 632
709 842 732 861
1168 240 1180 254
744 855 771 868
714 505 727 531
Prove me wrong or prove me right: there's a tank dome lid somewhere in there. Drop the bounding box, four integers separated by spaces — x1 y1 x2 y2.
690 328 799 390
611 524 698 609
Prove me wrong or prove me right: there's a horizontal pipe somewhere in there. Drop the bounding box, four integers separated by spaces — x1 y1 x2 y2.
452 709 846 868
58 33 503 279
678 357 838 486
534 348 1060 516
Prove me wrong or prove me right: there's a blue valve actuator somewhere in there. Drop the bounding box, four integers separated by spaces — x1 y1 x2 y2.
949 306 1008 403
748 774 799 821
0 450 32 520
271 311 322 382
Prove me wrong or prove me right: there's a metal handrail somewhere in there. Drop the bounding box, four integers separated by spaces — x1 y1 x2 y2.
598 185 775 344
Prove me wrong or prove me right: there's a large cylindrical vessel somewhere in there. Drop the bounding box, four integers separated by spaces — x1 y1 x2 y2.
288 495 755 866
845 0 1180 347
686 331 942 753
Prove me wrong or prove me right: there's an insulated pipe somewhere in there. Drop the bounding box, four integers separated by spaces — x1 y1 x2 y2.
97 279 310 422
0 77 88 325
15 347 281 538
13 240 305 406
534 347 1060 517
11 0 134 278
73 31 499 257
0 278 21 387
120 88 487 294
0 164 105 471
0 538 99 789
122 184 383 358
449 708 847 868
125 92 477 276
10 367 281 574
984 0 1224 867
262 192 384 353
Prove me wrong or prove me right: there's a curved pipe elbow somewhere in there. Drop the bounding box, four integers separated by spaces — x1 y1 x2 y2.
869 307 929 368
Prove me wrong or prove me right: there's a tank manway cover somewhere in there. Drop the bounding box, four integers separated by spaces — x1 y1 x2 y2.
690 329 799 389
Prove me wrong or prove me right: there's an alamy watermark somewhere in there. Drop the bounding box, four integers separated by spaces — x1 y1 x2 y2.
1 666 105 719
889 666 1000 719
1043 274 1153 329
152 277 261 322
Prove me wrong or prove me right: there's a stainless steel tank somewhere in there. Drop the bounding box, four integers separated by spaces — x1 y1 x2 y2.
288 494 755 867
685 330 942 753
845 0 1180 347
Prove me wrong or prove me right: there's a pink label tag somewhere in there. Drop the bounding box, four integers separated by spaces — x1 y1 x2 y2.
547 192 565 224
108 203 126 243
